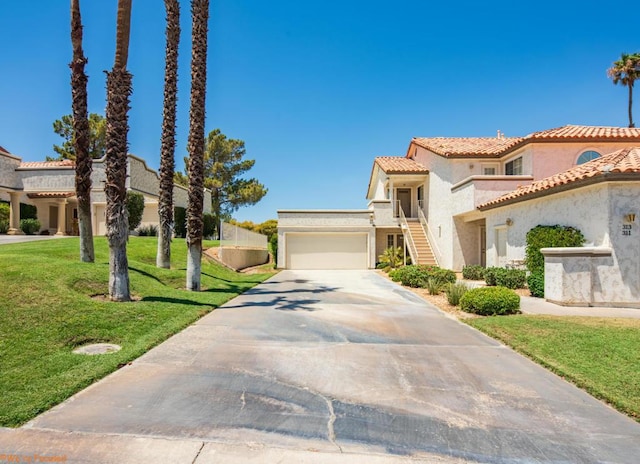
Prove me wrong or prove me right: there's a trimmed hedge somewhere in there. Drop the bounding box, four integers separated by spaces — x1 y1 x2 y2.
20 219 41 235
526 225 585 274
528 271 544 298
203 213 216 238
389 265 456 288
462 265 485 280
484 267 526 289
460 286 521 315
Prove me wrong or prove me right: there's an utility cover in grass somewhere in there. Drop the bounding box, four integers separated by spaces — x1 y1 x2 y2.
73 343 121 355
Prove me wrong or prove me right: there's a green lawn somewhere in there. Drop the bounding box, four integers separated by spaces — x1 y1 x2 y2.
467 315 640 421
0 236 274 427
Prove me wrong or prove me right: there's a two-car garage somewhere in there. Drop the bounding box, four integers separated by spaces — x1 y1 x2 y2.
284 233 369 270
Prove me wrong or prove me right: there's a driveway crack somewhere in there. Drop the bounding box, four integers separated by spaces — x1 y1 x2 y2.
324 396 343 453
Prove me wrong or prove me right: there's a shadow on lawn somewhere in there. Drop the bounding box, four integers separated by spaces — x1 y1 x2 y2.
141 296 214 307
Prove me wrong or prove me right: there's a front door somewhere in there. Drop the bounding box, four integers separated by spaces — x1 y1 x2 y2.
397 189 411 217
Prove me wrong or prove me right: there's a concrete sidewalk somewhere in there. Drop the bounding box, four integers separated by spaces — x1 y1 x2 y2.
520 295 640 318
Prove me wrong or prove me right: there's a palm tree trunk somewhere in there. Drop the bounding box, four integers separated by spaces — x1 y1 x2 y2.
629 83 635 128
186 0 209 291
105 0 133 301
157 0 180 269
70 0 94 263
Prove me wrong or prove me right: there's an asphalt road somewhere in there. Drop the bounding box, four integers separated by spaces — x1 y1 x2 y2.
20 270 640 462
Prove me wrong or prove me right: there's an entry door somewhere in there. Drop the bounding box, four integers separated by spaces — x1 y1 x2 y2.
397 189 411 217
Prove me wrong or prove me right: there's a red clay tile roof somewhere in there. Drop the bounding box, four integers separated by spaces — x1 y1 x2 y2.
374 156 429 174
478 147 640 210
0 145 11 155
26 192 75 199
527 125 640 140
411 137 523 157
410 125 640 158
18 160 75 168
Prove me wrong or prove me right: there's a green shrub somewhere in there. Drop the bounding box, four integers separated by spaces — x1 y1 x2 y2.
19 219 41 235
126 191 145 231
484 267 526 289
430 267 457 285
378 246 404 272
203 213 216 238
20 203 37 220
497 268 526 289
0 220 8 234
528 271 544 298
174 207 186 238
0 202 9 224
525 225 585 274
425 277 445 295
269 234 278 267
460 286 521 316
388 265 456 289
462 265 485 280
136 225 158 236
484 267 501 286
445 282 468 306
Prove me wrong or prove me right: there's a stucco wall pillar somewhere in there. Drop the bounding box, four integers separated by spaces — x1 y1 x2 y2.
56 199 67 235
7 192 23 235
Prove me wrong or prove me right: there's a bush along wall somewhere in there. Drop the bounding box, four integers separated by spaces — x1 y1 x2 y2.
174 207 186 238
525 225 585 297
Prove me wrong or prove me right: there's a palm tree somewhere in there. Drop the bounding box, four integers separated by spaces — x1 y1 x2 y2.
608 53 640 128
186 0 210 291
157 0 180 269
69 0 94 263
105 0 133 301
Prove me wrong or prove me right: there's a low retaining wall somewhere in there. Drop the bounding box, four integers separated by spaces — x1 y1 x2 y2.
219 247 269 271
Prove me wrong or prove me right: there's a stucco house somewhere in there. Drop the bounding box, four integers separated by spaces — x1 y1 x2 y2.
0 146 211 236
278 125 640 279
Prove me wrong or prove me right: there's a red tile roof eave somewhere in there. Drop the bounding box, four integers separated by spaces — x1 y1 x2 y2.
477 172 640 211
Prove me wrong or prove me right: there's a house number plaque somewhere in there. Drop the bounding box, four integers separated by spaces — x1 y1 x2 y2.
622 224 632 236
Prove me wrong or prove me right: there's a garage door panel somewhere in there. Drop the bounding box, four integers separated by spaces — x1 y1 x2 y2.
286 234 367 270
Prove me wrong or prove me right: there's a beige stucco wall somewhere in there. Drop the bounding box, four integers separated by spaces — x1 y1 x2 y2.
219 247 269 271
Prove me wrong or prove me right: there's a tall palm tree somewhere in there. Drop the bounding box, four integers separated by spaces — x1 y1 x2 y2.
105 0 133 301
157 0 180 269
70 0 94 262
186 0 210 291
608 53 640 128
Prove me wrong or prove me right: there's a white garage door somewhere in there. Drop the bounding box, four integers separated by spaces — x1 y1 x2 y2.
286 233 368 270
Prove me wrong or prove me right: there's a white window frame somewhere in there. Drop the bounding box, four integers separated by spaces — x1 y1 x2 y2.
505 157 523 176
481 163 500 175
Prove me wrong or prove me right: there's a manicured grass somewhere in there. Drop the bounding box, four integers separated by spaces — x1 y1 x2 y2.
0 236 275 427
467 315 640 421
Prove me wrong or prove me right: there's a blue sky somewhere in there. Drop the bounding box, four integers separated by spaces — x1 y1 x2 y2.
1 1 638 222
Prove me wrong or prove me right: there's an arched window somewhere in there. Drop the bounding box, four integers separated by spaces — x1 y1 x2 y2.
577 150 601 165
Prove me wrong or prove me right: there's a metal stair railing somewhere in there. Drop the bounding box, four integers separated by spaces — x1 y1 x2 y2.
399 206 419 265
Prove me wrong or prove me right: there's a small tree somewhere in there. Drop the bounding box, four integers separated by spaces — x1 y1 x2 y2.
180 129 267 239
51 113 107 161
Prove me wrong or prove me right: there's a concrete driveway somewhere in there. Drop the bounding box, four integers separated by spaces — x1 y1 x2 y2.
11 270 640 462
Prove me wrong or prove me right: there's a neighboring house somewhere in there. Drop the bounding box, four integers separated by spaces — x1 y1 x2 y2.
0 146 211 235
278 125 640 277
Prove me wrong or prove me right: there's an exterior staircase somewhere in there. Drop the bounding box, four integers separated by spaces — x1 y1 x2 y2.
404 221 437 266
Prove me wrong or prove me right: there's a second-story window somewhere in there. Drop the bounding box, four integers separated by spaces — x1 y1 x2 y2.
505 157 523 175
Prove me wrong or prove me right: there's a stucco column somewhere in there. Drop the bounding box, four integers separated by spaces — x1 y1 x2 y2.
56 199 67 236
7 192 23 235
